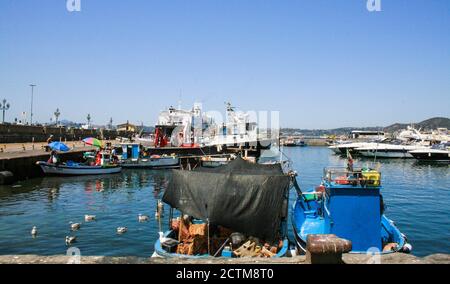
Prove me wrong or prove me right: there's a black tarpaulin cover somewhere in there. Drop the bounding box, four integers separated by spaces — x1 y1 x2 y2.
163 158 291 241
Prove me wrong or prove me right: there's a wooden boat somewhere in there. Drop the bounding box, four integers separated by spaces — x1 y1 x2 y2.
153 157 292 258
292 167 412 254
154 229 289 258
36 161 121 175
37 151 121 176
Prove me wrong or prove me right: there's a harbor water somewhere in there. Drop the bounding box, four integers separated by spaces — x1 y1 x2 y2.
0 147 448 257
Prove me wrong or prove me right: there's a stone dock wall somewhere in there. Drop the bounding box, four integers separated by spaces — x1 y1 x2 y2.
0 253 448 264
0 147 95 182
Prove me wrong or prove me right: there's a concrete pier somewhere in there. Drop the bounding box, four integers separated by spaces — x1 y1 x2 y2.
0 142 98 182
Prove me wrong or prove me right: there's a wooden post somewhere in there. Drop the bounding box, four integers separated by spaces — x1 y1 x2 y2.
178 214 183 242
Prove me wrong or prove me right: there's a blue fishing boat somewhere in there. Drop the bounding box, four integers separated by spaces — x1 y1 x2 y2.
292 166 412 254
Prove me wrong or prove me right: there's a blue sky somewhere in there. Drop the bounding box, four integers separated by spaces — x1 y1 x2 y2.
0 0 449 128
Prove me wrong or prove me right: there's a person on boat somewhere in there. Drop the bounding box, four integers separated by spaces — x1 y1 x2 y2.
347 156 354 173
47 150 59 165
346 149 354 173
95 148 103 166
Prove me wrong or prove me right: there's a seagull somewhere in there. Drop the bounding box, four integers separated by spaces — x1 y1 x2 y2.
138 214 149 222
70 222 81 231
85 215 96 222
31 226 37 237
158 232 179 247
65 236 77 245
117 227 128 234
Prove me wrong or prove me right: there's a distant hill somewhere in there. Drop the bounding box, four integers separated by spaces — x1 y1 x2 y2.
282 117 450 136
384 117 450 133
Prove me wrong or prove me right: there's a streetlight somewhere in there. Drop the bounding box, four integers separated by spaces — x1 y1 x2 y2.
29 84 36 125
87 113 91 128
54 108 60 126
0 99 10 123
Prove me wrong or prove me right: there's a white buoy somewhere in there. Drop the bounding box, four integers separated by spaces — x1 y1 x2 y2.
31 226 37 237
84 215 96 222
117 227 127 234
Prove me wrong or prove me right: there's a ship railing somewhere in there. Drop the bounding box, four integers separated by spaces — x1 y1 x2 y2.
323 167 381 187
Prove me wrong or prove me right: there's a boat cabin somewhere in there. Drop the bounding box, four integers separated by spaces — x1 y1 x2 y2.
120 143 141 161
321 167 383 251
351 130 385 140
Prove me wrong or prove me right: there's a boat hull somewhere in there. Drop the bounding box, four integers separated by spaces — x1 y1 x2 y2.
358 150 414 159
409 150 450 162
153 230 289 258
120 157 180 169
36 162 122 176
291 194 408 254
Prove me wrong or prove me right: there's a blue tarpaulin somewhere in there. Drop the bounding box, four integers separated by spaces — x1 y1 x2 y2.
48 142 70 152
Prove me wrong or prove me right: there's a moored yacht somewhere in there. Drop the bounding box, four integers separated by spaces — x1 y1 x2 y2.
331 141 380 156
409 143 450 162
355 140 428 159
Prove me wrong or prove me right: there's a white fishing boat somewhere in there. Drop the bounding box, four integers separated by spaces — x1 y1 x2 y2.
37 151 122 176
36 162 122 175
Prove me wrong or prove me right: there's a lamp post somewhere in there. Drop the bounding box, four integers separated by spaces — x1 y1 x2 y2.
29 84 36 125
54 108 60 126
0 99 10 123
87 113 91 129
